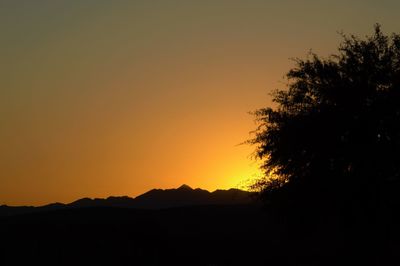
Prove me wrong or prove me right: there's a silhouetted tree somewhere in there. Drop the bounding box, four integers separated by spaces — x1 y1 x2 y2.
250 25 400 227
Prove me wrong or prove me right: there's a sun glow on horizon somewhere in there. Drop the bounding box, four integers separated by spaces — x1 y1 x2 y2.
1 1 399 205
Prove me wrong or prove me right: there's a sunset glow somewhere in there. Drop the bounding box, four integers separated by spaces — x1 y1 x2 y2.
1 1 399 205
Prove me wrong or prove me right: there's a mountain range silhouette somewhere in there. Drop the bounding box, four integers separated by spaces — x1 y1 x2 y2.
1 185 398 265
0 185 256 216
0 185 268 265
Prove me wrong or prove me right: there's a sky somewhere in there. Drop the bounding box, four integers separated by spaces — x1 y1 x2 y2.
1 0 399 206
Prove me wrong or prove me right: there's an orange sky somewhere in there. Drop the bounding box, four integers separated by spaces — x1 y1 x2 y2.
1 1 399 206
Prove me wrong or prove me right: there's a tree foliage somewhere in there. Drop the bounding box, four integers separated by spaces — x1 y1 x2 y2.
250 25 400 213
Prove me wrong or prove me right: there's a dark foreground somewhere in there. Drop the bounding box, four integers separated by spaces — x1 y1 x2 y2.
1 204 400 265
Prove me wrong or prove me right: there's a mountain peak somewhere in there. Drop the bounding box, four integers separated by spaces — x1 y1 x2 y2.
177 184 193 190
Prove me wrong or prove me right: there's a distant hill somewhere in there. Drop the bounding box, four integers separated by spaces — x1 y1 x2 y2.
132 184 255 209
0 185 257 216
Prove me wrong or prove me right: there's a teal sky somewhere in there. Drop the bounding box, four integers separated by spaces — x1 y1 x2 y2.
1 1 399 205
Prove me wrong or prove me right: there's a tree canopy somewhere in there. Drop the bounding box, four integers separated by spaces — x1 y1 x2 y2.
250 25 400 216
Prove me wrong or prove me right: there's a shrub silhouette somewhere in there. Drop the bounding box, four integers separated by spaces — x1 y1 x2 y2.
249 24 400 234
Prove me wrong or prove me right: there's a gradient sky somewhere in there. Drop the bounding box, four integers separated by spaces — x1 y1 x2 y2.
1 0 399 205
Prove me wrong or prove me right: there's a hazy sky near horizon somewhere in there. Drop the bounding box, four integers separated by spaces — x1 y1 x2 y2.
1 1 399 205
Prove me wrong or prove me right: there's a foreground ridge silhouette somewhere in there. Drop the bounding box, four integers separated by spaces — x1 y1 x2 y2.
0 186 266 266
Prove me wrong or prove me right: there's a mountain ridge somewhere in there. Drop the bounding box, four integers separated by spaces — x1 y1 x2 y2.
0 185 257 216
